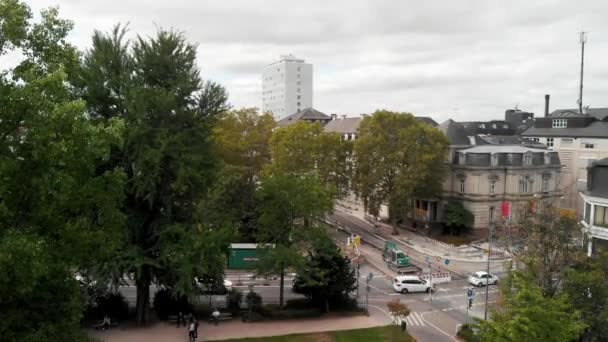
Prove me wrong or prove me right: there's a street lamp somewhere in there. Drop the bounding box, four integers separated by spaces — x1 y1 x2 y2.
247 284 254 321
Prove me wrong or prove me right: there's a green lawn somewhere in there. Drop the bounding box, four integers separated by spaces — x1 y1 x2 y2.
223 325 415 342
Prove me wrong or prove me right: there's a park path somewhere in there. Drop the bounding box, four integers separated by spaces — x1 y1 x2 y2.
89 311 392 341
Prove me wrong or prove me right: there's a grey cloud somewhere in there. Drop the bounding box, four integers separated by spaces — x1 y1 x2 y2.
28 0 608 122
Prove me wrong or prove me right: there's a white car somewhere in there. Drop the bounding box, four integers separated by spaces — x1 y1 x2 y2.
392 275 432 294
468 271 498 287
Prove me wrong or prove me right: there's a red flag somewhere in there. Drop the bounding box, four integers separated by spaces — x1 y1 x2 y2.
501 202 510 218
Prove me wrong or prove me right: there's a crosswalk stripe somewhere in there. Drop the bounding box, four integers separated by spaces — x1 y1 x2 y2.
405 312 425 327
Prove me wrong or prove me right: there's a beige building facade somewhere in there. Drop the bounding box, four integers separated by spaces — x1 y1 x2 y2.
441 145 562 231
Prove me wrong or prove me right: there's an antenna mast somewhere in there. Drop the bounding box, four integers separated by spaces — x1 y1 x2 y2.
578 31 587 115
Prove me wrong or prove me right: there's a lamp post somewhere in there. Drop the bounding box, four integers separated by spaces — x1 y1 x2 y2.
248 284 254 321
484 220 492 321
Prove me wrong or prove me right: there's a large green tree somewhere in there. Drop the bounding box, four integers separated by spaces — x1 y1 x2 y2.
495 203 584 297
206 108 275 240
353 110 449 230
255 174 334 308
475 271 584 342
562 253 608 341
267 121 352 198
293 231 357 312
79 26 231 324
0 0 125 338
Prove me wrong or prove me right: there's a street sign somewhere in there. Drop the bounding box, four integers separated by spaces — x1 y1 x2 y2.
467 288 474 298
444 259 450 265
367 272 374 282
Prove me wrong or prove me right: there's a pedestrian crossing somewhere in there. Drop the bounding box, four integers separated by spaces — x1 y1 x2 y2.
403 312 425 327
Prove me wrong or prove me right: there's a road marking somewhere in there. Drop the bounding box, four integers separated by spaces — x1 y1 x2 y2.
368 283 391 295
420 311 458 341
423 290 498 301
404 312 425 327
373 233 387 242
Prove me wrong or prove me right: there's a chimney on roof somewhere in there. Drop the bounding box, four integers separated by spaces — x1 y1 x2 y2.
331 114 337 120
544 94 550 117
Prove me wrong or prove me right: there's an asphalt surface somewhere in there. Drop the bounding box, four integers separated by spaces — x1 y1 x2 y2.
329 210 504 341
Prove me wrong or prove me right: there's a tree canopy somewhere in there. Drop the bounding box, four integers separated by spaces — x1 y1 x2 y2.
0 0 125 338
353 110 449 227
267 121 352 198
255 174 334 308
475 271 584 342
78 24 231 324
293 231 357 312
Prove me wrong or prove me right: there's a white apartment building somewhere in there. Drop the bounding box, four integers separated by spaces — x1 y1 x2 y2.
521 107 608 212
580 158 608 256
261 55 313 120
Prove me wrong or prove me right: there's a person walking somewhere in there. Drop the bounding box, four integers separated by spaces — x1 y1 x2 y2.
177 311 185 327
194 317 199 339
188 320 196 341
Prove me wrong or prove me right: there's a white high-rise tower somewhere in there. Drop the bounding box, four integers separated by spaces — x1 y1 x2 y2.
261 55 313 120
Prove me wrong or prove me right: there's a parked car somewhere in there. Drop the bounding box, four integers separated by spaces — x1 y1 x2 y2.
468 271 498 287
392 275 432 294
194 277 233 294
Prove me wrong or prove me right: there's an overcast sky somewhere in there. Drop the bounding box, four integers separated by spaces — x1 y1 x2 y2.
27 0 608 122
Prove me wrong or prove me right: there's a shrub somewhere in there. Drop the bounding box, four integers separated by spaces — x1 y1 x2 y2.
261 305 321 319
245 291 263 312
457 324 478 342
153 288 192 320
227 288 243 314
96 292 129 321
285 298 310 310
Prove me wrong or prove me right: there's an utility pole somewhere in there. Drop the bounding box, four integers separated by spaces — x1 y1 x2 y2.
484 222 492 321
578 31 587 115
428 260 433 303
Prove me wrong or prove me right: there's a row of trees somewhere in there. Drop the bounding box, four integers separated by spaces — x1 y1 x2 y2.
468 205 608 341
0 1 450 338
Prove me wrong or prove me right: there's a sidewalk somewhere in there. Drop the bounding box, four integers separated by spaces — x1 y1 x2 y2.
334 201 509 276
89 312 391 341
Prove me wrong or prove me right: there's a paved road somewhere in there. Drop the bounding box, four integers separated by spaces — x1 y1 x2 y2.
329 210 503 341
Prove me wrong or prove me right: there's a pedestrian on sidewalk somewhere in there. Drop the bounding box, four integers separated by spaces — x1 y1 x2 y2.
400 319 407 332
194 316 199 339
188 320 196 341
177 311 185 327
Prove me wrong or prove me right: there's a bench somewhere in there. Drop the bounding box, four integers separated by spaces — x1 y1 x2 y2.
209 312 233 323
94 320 119 330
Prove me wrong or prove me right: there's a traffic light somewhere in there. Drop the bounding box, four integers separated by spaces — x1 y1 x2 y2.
468 296 473 309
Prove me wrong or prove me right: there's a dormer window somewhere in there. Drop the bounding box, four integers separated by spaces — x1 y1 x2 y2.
490 153 498 166
552 119 567 128
523 153 533 165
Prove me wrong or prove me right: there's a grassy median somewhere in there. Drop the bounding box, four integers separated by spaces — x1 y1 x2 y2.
223 325 416 341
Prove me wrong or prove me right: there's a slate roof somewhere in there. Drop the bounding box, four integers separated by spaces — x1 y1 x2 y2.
438 119 472 146
276 108 331 127
592 157 608 167
324 117 362 134
521 120 608 138
476 135 545 148
550 108 608 120
587 158 608 198
460 145 549 154
460 120 515 135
